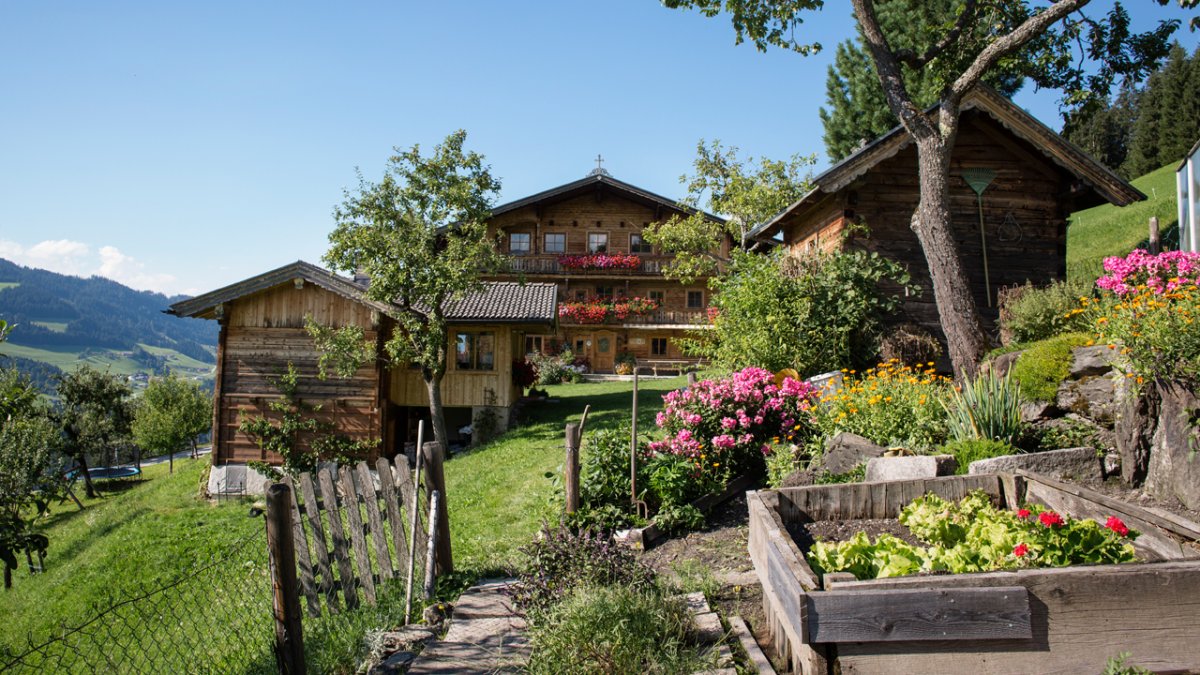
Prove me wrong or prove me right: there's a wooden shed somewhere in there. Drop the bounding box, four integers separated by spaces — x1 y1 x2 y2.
752 86 1145 342
168 261 556 475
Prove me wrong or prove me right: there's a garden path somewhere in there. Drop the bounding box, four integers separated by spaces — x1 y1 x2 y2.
407 578 528 674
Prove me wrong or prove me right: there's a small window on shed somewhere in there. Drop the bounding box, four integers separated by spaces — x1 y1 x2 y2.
455 332 495 371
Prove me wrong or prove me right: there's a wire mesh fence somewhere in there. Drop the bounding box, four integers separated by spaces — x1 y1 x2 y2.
0 525 275 675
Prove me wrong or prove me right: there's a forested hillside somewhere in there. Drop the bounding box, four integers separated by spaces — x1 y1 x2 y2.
0 259 216 390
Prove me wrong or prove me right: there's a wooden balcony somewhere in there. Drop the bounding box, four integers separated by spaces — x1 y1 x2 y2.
505 254 671 276
559 309 710 327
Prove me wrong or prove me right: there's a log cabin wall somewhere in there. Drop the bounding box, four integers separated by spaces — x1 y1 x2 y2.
214 283 384 465
781 111 1071 343
486 185 719 372
389 323 521 408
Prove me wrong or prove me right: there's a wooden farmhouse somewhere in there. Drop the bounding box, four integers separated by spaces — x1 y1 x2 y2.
751 86 1145 343
168 261 556 487
483 168 727 374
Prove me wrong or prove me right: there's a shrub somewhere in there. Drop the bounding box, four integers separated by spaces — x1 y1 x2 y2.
942 439 1017 474
528 349 586 385
812 359 951 452
688 249 917 375
765 442 803 487
999 278 1094 344
526 585 709 675
1090 249 1200 384
1009 333 1092 402
647 367 820 484
514 525 655 623
942 371 1024 444
578 426 636 514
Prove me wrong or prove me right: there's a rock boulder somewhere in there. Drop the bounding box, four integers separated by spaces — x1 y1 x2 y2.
1144 381 1200 510
820 432 887 475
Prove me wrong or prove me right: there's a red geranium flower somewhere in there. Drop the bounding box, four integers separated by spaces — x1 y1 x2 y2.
1013 543 1029 557
1105 516 1129 537
1038 511 1065 528
1016 508 1031 519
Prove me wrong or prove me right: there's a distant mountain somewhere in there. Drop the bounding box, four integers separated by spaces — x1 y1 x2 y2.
0 259 217 388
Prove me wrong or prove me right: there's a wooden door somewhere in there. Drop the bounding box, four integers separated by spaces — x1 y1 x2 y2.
592 330 616 373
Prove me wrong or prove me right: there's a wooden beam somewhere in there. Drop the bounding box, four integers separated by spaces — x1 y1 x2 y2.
807 586 1032 644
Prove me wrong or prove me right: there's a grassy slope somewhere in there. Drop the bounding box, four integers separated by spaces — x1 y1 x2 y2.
0 341 214 383
0 282 18 291
1067 162 1179 281
446 376 686 574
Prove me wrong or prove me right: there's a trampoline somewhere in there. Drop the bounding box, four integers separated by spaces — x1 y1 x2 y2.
86 466 142 480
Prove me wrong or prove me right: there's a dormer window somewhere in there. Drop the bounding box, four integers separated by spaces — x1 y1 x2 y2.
509 233 531 254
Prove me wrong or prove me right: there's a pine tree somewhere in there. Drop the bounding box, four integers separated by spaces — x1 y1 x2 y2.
1063 81 1139 177
1124 43 1199 176
819 0 1022 162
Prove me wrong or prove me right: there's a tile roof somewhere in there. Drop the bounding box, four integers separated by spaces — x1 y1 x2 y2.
443 281 557 323
168 260 557 325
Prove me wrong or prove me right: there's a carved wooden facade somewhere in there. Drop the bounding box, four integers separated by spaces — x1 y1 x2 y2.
484 172 726 372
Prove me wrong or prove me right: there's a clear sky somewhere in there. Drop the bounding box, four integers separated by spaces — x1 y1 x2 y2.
2 1 1196 296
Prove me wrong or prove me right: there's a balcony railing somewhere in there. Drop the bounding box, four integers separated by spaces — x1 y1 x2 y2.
505 255 670 275
559 309 710 327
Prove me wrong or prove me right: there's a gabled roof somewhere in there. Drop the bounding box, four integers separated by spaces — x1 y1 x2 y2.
167 260 557 325
751 86 1146 241
491 172 725 224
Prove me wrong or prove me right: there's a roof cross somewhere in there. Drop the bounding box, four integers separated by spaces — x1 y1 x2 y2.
588 154 611 177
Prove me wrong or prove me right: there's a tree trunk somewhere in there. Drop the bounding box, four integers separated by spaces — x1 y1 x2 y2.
423 375 454 574
77 453 99 499
911 133 988 378
190 437 198 460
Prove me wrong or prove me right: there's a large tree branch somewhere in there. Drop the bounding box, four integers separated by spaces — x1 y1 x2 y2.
948 0 1091 104
896 0 978 69
850 0 934 140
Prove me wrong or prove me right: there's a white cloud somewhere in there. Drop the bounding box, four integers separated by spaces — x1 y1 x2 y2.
0 239 183 295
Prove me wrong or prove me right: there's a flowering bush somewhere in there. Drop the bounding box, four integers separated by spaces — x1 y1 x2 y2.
1086 250 1200 383
557 253 642 271
528 349 587 384
558 296 659 324
808 491 1139 580
811 359 951 452
647 367 820 483
1095 249 1200 296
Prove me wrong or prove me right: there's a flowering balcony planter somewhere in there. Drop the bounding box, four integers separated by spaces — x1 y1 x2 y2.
557 253 642 271
557 297 659 324
749 470 1200 675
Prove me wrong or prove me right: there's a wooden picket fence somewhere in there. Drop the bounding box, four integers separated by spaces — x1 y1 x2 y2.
279 457 433 618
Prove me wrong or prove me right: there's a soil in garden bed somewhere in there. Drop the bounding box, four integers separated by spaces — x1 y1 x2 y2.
786 517 922 554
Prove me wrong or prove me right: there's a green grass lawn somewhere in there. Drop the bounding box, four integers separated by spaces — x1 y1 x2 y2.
29 321 67 333
0 282 18 292
446 376 687 575
1067 162 1180 281
0 341 214 384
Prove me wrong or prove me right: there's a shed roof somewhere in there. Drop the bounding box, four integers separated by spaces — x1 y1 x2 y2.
751 86 1146 241
491 172 725 224
167 260 557 325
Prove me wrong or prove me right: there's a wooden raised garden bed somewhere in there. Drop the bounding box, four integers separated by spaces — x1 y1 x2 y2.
748 471 1200 674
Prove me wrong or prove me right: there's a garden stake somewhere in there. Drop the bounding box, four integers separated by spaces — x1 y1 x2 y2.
403 420 424 625
963 168 997 307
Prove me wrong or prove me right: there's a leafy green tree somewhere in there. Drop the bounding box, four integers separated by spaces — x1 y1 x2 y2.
0 416 63 588
642 139 813 282
665 0 1190 377
685 249 914 374
55 365 133 498
322 130 505 452
132 373 211 474
821 0 1023 162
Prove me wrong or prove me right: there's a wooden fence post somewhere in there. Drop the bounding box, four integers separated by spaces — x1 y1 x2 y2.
1149 216 1161 255
422 441 453 574
423 490 441 601
265 483 306 675
631 366 639 506
687 371 697 386
565 423 580 514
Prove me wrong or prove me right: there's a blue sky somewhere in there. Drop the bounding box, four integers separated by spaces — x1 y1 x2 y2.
1 1 1196 296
